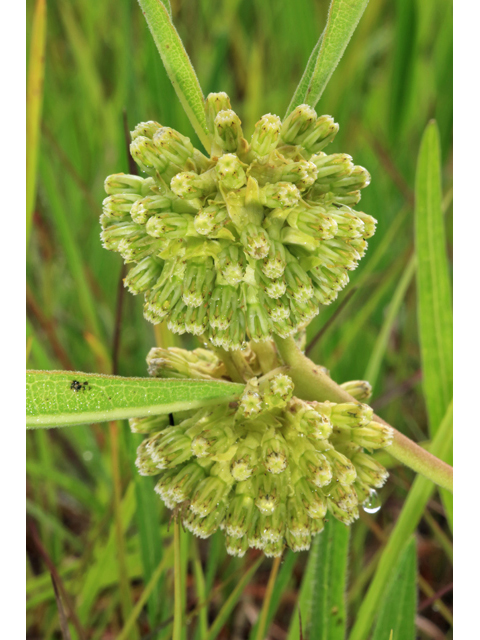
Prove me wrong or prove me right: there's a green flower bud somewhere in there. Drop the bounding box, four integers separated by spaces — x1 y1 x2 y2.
261 432 288 474
215 153 246 189
205 92 232 134
135 440 161 476
331 401 373 427
214 109 243 152
327 207 365 239
301 115 339 153
261 373 294 409
240 224 271 260
124 257 163 294
130 195 172 224
170 169 217 200
263 539 285 558
328 483 358 511
284 260 314 303
298 449 333 487
286 530 311 552
225 534 249 557
258 503 286 543
167 299 188 335
286 494 311 537
323 447 357 485
130 414 170 434
104 173 145 195
295 477 327 519
256 265 287 299
131 136 167 175
183 505 226 539
349 422 394 450
209 285 237 329
311 153 354 184
190 477 230 517
153 127 194 167
102 193 142 218
131 120 161 140
230 447 258 482
144 276 184 320
327 501 359 525
286 206 338 240
262 294 291 322
351 451 389 489
156 462 206 503
146 212 193 239
246 302 273 342
182 261 215 308
262 240 287 279
340 380 373 401
353 210 377 239
254 472 280 514
194 204 228 236
251 114 282 156
225 494 256 538
259 182 301 208
146 428 193 468
218 245 246 285
239 382 263 419
191 424 236 460
280 104 318 146
147 347 226 380
100 217 143 252
211 308 246 350
118 233 163 263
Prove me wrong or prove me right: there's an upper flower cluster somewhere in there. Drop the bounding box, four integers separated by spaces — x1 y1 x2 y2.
101 93 375 349
132 346 392 558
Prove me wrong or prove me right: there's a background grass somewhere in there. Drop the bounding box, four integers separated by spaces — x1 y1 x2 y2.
26 0 453 638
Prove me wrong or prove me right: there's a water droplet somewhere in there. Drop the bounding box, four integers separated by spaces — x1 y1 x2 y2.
362 489 381 514
83 450 93 462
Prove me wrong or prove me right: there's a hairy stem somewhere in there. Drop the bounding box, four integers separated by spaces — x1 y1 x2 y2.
273 336 453 493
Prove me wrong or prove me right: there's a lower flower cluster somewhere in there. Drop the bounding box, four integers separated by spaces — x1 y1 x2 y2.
131 347 392 558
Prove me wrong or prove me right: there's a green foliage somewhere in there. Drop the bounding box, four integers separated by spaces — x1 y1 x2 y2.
287 0 370 114
26 370 243 427
372 538 417 640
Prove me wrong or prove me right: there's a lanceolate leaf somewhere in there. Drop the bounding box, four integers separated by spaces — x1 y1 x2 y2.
306 518 350 640
26 370 244 428
287 0 369 114
137 0 211 152
415 121 453 527
372 538 417 640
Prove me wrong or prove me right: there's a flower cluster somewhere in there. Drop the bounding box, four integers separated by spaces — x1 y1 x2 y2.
102 93 375 349
132 346 392 558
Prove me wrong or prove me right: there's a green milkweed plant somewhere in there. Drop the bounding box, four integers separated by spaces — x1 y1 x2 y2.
26 1 453 639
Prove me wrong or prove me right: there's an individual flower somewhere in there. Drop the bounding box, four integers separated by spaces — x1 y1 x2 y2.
102 94 375 349
132 345 392 558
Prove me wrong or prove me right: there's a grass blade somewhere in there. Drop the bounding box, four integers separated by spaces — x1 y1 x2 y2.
415 121 453 527
206 556 263 640
285 35 322 117
137 0 211 152
288 0 369 112
26 0 47 246
307 518 350 640
372 538 417 640
364 255 416 391
26 370 244 428
349 401 453 640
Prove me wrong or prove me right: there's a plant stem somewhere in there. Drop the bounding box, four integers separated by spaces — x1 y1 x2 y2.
273 336 453 493
255 556 281 640
173 518 183 640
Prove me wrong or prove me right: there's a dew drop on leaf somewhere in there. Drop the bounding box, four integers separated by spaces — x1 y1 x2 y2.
362 489 381 514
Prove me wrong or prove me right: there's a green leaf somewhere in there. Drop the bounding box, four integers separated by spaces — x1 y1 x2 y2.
349 401 453 640
137 0 211 152
415 121 453 434
372 538 417 640
286 0 369 114
306 518 350 640
205 556 263 640
415 121 453 527
26 0 47 246
26 370 244 428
